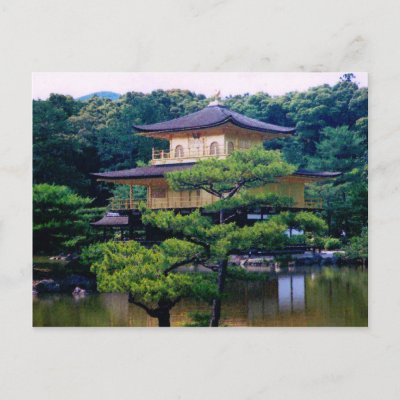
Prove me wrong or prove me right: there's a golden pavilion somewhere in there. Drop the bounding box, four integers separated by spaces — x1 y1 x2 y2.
91 101 340 230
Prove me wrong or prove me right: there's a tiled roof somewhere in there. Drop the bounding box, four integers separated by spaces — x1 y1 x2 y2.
91 163 195 180
295 169 342 178
91 214 129 227
133 105 296 135
91 163 341 181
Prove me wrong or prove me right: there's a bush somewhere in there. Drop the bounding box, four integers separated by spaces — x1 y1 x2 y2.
306 235 325 250
343 228 368 263
80 242 109 267
184 312 211 327
324 237 342 250
287 234 306 246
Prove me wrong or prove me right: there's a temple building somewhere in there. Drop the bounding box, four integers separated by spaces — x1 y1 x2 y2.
91 102 340 232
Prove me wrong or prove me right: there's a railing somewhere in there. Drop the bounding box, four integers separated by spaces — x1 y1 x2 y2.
109 196 217 210
109 198 146 210
109 196 323 210
150 195 218 209
152 144 228 162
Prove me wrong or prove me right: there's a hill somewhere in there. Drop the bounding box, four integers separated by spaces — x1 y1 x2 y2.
77 91 121 101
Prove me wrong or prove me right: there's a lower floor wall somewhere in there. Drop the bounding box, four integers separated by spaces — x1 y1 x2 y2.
147 181 305 209
109 177 321 210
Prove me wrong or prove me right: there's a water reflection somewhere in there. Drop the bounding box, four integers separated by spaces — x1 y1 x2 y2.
278 274 305 313
33 266 368 327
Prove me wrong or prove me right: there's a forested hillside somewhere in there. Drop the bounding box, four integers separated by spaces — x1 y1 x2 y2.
33 74 367 237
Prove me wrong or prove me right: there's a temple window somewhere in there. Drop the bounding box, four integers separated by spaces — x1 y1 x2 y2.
210 141 219 155
175 145 184 158
227 141 235 154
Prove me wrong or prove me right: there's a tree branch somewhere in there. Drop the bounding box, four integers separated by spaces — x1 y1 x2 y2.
163 255 202 275
169 296 182 308
172 179 222 198
200 184 222 198
226 180 246 199
197 263 219 272
222 209 242 223
128 294 157 316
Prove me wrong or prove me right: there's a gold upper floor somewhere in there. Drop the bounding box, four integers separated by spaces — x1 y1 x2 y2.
147 123 282 165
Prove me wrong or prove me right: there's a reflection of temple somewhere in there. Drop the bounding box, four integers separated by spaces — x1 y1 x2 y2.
98 272 311 327
278 274 306 312
245 273 307 324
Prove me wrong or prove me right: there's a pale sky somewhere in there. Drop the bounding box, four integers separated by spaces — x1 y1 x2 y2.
32 72 368 100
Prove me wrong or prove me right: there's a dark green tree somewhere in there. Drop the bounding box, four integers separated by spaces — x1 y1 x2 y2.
307 125 367 236
33 95 97 194
33 184 103 253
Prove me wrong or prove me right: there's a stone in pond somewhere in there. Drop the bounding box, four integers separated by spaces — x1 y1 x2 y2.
34 279 61 293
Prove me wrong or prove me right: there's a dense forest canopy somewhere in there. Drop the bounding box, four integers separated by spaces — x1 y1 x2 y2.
33 75 367 237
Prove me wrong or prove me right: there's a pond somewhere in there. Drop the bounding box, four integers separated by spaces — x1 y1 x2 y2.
33 265 367 327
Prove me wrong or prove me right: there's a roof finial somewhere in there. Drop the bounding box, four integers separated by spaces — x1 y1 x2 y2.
208 90 223 107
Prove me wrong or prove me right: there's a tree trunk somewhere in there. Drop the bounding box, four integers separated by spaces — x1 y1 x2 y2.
157 309 171 327
210 258 228 327
128 294 172 327
209 208 228 327
156 300 172 327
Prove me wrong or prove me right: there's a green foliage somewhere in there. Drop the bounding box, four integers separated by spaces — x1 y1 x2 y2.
309 126 364 173
111 184 147 202
167 146 296 198
204 190 294 212
33 184 104 253
286 234 306 245
306 235 325 250
33 90 207 197
227 220 287 254
271 211 328 235
324 237 342 250
343 228 368 262
184 311 212 327
307 164 367 237
89 240 217 308
33 95 93 194
141 208 213 242
143 208 288 261
80 242 110 266
143 148 310 269
292 211 328 234
226 266 269 282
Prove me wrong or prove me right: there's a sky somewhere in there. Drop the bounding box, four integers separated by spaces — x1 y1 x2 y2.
32 72 368 100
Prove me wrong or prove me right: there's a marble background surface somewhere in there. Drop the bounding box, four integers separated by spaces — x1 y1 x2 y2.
0 0 399 399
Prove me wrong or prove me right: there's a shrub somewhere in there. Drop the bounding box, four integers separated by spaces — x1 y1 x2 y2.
324 237 342 250
343 228 368 263
184 312 211 327
287 234 306 246
306 235 325 250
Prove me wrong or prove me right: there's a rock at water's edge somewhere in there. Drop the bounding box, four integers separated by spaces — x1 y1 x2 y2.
34 279 61 293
